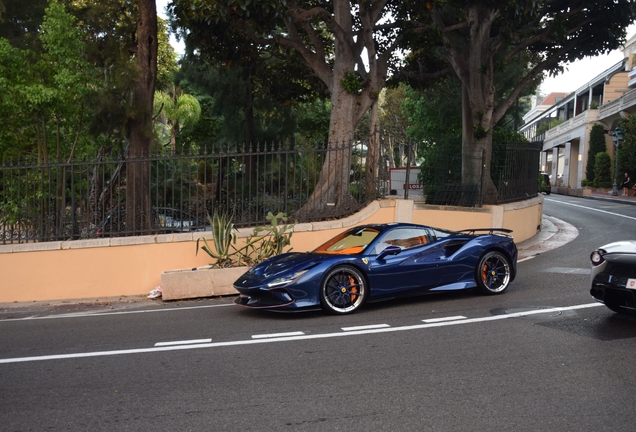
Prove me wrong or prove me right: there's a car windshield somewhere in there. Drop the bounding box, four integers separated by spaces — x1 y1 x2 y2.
314 227 380 255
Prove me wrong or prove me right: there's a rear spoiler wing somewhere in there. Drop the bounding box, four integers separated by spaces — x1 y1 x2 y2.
458 228 513 235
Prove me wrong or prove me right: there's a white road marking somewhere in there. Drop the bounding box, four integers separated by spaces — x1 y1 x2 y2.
341 324 390 331
0 303 604 365
155 339 211 347
252 331 305 339
422 316 466 323
517 256 536 263
0 303 235 323
546 198 636 221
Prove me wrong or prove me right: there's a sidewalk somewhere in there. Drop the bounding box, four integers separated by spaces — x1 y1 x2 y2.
586 189 636 206
516 215 578 261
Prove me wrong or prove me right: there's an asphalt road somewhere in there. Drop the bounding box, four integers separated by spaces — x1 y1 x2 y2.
2 194 636 431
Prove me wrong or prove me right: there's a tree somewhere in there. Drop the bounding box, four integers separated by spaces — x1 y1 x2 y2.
586 123 607 183
0 0 48 49
126 0 158 234
0 1 97 161
294 98 331 145
406 0 635 203
64 1 176 152
379 85 410 136
171 0 403 218
154 87 201 150
402 70 529 205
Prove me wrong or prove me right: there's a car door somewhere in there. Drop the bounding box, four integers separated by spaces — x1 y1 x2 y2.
366 227 443 297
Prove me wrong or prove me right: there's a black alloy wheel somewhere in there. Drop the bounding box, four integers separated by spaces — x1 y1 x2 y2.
475 251 511 294
320 265 367 314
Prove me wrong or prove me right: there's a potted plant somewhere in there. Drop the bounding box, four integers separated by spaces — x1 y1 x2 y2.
160 211 295 300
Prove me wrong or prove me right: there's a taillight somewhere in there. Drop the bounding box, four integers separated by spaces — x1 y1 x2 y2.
590 250 604 266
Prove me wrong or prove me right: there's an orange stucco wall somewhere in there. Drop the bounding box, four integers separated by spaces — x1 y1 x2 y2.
501 202 544 242
412 208 492 232
0 197 542 303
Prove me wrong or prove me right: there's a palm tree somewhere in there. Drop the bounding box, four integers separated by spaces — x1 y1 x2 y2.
154 86 201 150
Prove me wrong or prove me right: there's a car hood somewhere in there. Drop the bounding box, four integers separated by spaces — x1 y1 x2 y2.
600 240 636 255
249 252 327 278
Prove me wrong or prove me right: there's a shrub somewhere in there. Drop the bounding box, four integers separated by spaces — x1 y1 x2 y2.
593 152 612 188
586 124 607 183
196 211 295 268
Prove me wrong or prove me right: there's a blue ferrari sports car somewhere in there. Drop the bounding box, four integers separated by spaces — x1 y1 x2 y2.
234 222 518 314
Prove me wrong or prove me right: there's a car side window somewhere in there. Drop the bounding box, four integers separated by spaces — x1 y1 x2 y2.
429 227 455 240
372 228 431 254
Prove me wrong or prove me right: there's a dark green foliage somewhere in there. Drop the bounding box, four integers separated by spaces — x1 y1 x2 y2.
175 56 322 148
535 118 563 136
402 79 462 149
197 160 215 184
402 75 527 205
617 116 636 179
586 124 608 183
0 0 48 49
0 0 177 160
341 72 363 95
594 152 613 188
399 0 634 201
0 2 98 160
294 98 331 145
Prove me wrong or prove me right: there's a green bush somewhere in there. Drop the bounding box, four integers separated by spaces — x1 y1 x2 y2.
586 124 607 183
538 174 547 191
593 152 612 188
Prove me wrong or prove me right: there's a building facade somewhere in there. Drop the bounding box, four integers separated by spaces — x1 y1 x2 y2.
520 35 636 189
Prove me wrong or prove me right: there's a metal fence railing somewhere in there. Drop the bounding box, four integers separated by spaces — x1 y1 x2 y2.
1 141 374 243
494 141 542 204
1 138 541 244
418 141 541 207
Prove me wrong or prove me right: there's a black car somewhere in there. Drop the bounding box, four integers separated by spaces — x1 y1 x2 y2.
590 240 636 314
96 207 208 237
539 172 551 194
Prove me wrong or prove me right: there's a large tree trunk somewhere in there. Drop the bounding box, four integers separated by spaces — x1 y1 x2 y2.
295 1 361 220
126 0 157 234
365 100 379 201
297 86 358 220
461 85 497 205
433 5 500 206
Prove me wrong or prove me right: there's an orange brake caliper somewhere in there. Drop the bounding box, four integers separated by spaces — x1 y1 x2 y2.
349 276 358 301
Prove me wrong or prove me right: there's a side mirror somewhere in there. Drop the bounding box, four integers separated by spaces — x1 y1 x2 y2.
378 245 401 260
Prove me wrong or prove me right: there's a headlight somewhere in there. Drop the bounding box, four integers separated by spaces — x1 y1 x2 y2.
590 250 604 266
267 270 308 287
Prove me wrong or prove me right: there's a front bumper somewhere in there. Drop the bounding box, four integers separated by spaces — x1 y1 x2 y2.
234 287 295 309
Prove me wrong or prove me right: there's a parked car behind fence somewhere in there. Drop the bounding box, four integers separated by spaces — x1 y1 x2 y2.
96 207 208 237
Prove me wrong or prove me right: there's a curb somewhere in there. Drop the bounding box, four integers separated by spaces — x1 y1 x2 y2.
585 194 636 207
517 215 578 261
